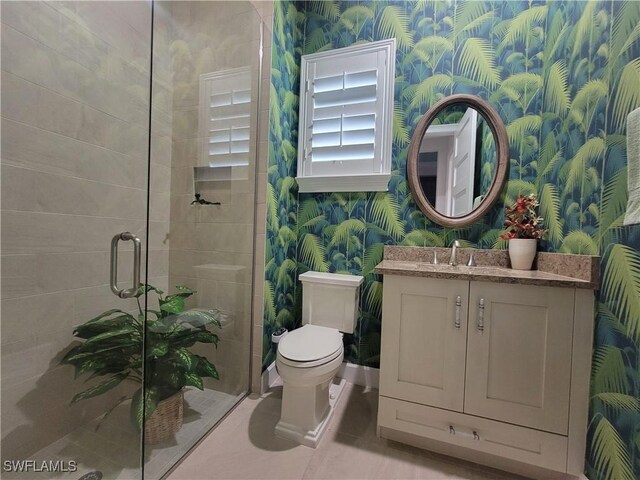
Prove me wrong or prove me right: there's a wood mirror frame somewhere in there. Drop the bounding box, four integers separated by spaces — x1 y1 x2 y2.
407 94 509 228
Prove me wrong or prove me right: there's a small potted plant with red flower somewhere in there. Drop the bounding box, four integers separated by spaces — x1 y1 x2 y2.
500 194 546 270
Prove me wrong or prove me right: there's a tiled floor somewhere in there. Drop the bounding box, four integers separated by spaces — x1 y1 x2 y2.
167 383 530 480
6 389 242 480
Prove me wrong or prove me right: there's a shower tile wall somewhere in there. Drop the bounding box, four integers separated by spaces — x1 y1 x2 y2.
163 1 264 397
0 0 169 461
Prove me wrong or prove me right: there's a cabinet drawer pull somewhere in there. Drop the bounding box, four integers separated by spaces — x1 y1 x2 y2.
448 425 480 441
477 298 485 332
454 296 462 329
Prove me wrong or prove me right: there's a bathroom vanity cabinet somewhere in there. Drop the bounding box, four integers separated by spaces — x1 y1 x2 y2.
376 250 598 480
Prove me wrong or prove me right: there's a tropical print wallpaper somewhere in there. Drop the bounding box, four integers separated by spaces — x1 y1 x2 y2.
264 1 640 479
264 0 302 366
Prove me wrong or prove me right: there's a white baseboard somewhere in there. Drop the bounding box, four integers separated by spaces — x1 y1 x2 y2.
337 362 379 389
261 361 380 393
261 361 279 392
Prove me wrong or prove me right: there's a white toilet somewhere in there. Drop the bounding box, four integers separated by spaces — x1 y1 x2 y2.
275 271 364 447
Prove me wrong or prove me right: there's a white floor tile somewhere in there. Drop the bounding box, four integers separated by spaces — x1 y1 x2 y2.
168 384 533 480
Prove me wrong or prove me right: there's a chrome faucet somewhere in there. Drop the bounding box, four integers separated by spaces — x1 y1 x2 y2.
449 240 461 266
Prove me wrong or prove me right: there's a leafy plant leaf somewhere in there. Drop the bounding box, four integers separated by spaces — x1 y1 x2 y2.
71 374 128 403
363 280 383 317
377 6 414 51
501 5 547 48
174 285 196 298
560 138 605 192
308 0 339 21
135 284 164 298
74 315 133 339
591 346 629 395
63 344 138 364
194 356 219 380
266 183 280 232
61 345 83 364
457 37 500 89
83 326 138 345
593 393 640 413
264 280 276 323
130 386 160 431
329 219 366 249
589 415 635 480
612 58 640 133
299 233 329 272
393 104 410 147
560 231 598 255
538 183 563 245
172 348 194 371
160 295 186 314
184 373 204 390
176 309 221 328
171 330 219 348
148 342 169 358
363 243 384 277
73 359 108 379
401 229 444 247
369 193 405 240
506 116 542 153
85 309 128 324
543 60 569 115
602 245 640 342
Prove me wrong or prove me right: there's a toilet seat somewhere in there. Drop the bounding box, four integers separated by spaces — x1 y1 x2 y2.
278 324 343 368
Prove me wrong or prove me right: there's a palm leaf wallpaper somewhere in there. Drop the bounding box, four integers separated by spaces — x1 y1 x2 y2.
264 1 640 478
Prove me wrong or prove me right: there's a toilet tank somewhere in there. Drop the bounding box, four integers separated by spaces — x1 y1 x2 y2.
299 272 364 334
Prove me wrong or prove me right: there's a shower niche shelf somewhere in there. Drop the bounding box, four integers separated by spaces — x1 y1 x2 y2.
193 165 248 185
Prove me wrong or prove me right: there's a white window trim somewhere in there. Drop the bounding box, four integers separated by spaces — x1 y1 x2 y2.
296 173 392 193
296 39 396 193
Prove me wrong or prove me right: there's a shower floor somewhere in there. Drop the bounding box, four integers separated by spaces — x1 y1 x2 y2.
6 389 242 480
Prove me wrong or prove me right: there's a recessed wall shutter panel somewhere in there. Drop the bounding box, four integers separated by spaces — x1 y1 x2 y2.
297 39 396 192
200 67 251 168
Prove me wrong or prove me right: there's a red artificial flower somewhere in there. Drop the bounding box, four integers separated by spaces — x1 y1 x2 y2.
500 194 547 240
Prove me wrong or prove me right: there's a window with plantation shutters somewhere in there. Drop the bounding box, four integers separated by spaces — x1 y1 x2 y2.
196 67 251 186
297 39 396 192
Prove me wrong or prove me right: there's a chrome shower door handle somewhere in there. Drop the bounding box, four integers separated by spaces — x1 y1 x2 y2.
110 232 141 298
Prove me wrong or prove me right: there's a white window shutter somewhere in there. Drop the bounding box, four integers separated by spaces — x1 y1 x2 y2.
199 66 252 168
297 39 396 193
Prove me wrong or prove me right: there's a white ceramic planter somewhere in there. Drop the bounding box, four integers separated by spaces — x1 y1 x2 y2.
508 238 538 270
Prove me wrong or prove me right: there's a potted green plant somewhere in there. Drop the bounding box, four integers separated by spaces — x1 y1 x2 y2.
61 284 221 444
500 194 547 270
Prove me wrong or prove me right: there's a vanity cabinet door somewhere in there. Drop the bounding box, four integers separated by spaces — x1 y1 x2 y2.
380 275 469 412
464 282 574 434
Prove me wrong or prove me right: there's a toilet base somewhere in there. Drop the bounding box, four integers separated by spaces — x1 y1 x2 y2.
275 377 347 448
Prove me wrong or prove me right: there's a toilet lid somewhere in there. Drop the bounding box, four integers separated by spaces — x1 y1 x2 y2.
278 325 343 362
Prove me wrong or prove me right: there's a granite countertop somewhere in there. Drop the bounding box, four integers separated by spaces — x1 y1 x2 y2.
374 246 599 289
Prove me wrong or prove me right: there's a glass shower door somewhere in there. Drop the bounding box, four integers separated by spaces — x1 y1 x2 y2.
141 2 262 478
1 1 152 478
1 1 262 478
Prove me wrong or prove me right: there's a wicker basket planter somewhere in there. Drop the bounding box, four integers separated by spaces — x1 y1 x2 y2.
144 390 184 444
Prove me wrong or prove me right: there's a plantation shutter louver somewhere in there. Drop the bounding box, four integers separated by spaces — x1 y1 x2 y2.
297 39 396 192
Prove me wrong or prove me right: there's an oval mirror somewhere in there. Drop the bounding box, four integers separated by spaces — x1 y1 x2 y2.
407 94 509 228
